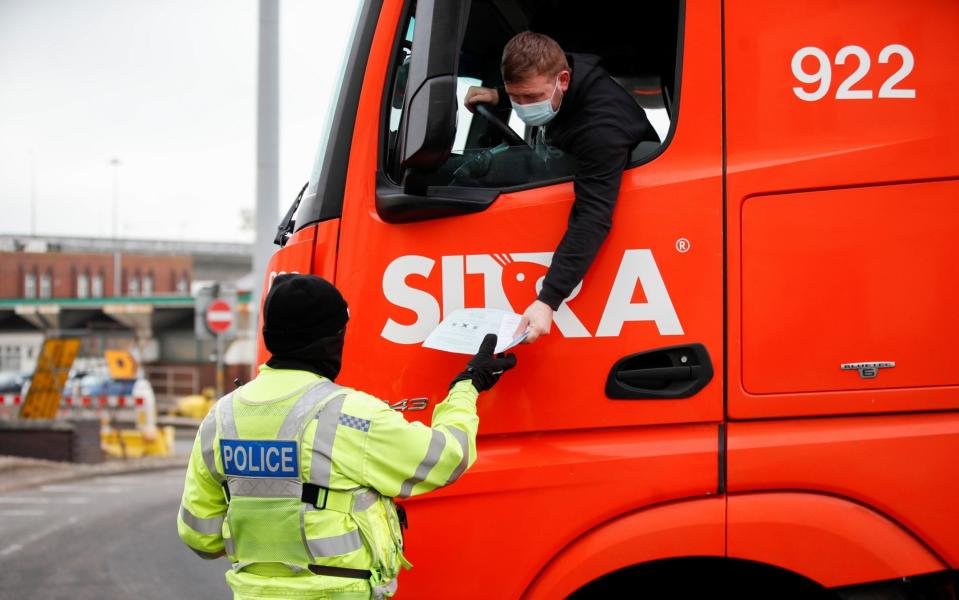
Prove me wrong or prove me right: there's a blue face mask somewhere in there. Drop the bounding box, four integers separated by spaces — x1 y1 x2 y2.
512 77 561 127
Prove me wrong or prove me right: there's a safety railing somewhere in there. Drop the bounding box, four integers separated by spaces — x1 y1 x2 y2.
144 365 199 411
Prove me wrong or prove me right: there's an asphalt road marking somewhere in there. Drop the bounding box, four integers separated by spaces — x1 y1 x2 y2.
0 515 78 558
39 484 129 494
0 510 46 517
0 496 89 504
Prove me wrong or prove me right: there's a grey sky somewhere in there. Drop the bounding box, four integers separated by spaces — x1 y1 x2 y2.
0 0 360 243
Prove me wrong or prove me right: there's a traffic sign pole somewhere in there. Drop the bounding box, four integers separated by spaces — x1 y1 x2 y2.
216 332 225 398
203 295 235 397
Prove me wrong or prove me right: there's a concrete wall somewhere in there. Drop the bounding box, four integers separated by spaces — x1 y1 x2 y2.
0 419 103 463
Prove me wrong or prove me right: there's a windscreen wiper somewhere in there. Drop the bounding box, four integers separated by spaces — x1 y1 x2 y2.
274 182 309 247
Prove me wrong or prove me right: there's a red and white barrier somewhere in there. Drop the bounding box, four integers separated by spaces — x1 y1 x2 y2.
0 395 23 406
0 394 143 408
62 396 145 408
1 382 156 434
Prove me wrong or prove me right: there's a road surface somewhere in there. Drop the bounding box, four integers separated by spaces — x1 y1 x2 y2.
0 468 231 599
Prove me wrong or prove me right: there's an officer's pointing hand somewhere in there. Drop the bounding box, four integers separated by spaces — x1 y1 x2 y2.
450 334 517 392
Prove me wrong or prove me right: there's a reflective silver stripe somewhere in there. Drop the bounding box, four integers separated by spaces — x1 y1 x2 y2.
352 490 379 512
223 537 235 556
306 529 363 557
179 504 224 535
199 410 222 482
373 579 398 600
443 425 470 485
309 393 347 488
275 381 336 439
398 429 447 498
300 502 312 559
227 477 301 498
217 392 238 439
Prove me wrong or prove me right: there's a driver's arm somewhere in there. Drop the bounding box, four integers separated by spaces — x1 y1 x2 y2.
537 133 633 310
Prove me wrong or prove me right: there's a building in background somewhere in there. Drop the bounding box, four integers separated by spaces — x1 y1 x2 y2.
1 249 192 300
0 234 256 410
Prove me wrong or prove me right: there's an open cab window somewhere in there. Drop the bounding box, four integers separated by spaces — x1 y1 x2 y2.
378 0 683 223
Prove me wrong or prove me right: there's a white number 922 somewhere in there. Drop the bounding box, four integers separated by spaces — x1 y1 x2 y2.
791 44 916 101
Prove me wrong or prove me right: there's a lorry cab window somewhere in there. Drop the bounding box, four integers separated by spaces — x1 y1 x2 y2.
383 0 682 191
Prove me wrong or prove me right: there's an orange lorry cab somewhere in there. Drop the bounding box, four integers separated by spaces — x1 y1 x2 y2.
260 1 959 597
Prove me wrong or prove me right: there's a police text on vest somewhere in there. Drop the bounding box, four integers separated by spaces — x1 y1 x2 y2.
220 439 299 478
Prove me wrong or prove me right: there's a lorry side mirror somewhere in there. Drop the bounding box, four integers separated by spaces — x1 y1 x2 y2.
397 0 471 192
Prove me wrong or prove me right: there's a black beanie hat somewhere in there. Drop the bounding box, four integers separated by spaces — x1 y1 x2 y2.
262 274 349 356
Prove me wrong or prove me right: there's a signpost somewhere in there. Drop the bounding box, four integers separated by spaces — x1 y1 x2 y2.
205 299 234 335
196 289 236 397
105 349 138 380
21 338 81 419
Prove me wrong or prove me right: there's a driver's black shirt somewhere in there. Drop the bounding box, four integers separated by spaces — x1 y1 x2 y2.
507 53 653 310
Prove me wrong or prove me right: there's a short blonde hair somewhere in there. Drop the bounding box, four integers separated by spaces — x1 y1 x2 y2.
501 32 569 83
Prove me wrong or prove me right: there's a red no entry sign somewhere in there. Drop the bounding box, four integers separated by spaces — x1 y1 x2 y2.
206 299 234 334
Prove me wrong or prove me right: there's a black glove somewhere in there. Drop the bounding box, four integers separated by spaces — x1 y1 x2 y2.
450 334 517 392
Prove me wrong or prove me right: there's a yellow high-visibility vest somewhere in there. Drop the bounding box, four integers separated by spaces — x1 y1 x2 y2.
177 365 479 600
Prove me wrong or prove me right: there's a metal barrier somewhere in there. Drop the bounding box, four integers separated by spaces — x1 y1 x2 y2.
1 388 171 458
0 394 23 416
2 389 157 433
62 395 144 408
144 365 199 411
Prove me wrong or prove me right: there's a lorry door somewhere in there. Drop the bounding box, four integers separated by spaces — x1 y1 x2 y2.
340 0 723 436
320 0 722 597
725 0 959 577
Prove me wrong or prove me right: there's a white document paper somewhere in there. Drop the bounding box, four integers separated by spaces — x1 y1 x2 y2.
422 308 528 355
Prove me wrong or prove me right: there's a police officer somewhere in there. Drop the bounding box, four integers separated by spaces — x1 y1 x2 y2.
465 32 654 344
177 274 516 599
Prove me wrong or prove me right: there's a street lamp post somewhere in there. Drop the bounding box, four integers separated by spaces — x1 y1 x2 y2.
29 149 37 237
110 158 121 239
110 158 122 296
252 0 280 372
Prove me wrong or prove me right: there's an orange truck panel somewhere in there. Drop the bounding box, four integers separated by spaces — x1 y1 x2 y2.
728 413 959 567
310 218 339 283
399 424 719 599
726 0 959 420
723 0 959 585
256 225 318 367
523 497 725 600
728 492 945 588
742 179 959 402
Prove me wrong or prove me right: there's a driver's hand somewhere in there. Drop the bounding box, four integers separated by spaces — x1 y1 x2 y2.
514 299 553 344
464 86 499 113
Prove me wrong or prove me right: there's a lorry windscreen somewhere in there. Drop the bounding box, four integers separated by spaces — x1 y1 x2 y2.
292 0 382 232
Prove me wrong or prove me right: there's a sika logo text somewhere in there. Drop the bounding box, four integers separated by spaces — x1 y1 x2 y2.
380 249 683 344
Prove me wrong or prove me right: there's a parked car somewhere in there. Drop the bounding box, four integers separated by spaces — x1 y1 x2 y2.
0 372 28 395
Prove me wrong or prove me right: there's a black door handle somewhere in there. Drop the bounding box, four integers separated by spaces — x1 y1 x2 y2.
606 343 713 400
616 365 702 384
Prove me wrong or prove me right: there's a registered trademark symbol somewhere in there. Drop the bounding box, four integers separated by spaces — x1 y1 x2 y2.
676 238 691 253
